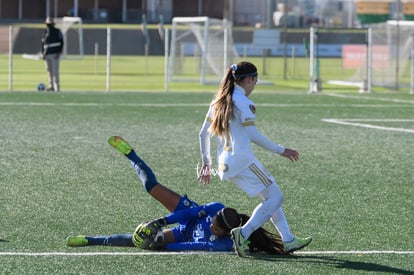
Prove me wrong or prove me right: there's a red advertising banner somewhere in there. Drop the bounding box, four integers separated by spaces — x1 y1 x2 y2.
342 45 389 69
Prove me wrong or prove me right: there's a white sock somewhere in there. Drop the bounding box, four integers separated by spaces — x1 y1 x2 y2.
271 207 294 242
241 200 272 238
241 185 283 239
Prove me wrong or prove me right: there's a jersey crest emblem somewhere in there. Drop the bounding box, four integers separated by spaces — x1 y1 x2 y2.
249 104 256 114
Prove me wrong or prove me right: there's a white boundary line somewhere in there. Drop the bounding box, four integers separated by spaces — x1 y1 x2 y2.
0 102 208 107
322 118 414 134
0 102 412 108
324 93 414 104
0 251 413 256
1 92 413 107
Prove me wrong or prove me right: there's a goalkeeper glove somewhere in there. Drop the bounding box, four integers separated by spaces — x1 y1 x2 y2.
132 220 165 250
145 217 167 231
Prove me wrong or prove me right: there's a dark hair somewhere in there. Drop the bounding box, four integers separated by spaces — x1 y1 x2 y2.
209 61 258 137
230 62 258 80
217 207 287 255
215 207 242 234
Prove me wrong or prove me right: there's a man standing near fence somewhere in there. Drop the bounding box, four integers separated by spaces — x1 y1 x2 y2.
41 17 64 92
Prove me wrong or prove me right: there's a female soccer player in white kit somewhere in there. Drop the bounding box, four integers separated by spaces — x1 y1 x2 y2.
198 61 312 257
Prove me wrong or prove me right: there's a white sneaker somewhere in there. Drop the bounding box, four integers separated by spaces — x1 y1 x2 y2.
231 227 250 257
283 236 312 253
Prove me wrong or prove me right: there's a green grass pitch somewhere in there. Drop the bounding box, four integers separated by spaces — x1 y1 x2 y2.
0 91 413 274
0 54 399 93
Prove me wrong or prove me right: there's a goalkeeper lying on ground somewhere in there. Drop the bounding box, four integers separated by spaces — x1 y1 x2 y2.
66 136 286 254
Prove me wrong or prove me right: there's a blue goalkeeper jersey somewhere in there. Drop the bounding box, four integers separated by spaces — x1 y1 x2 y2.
164 202 233 252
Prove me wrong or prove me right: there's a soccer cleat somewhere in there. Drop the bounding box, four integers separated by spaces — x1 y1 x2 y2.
66 235 88 247
231 227 250 257
108 136 133 155
283 236 312 253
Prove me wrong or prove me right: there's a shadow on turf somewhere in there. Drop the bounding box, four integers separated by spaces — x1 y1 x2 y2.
248 254 412 274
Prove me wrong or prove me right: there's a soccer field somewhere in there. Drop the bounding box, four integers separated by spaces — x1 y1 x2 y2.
0 91 413 274
0 54 377 93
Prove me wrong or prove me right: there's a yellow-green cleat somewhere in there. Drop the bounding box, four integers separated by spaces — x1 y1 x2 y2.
283 236 312 253
231 227 250 257
108 136 133 155
66 235 88 247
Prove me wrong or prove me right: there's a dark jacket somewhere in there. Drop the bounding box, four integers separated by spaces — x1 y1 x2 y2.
41 25 64 56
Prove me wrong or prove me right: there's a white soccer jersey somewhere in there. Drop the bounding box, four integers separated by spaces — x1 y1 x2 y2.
199 85 285 180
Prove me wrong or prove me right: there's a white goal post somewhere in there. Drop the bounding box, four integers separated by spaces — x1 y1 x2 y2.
54 16 84 59
165 16 239 89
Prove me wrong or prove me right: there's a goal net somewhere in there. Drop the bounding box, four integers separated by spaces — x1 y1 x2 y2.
166 16 239 86
368 20 413 90
326 21 414 92
54 16 84 59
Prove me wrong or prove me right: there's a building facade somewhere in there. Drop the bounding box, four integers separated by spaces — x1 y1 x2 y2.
0 0 268 26
0 0 358 28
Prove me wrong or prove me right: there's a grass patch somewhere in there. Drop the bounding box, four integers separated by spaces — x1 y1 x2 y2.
0 91 413 274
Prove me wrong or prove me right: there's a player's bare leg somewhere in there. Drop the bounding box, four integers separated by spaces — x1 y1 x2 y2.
148 184 181 212
108 136 181 212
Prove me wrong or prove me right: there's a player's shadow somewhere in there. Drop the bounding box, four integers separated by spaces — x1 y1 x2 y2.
249 254 413 274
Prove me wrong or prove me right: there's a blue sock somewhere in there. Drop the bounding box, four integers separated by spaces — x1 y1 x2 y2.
126 150 159 193
87 234 134 247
